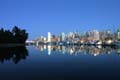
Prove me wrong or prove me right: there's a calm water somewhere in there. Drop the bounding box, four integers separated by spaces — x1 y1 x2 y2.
0 45 120 80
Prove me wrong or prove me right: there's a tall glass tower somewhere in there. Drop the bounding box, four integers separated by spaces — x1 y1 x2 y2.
48 32 51 42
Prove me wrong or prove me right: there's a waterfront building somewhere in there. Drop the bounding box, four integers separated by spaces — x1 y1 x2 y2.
117 29 120 41
48 32 51 42
61 32 65 41
92 30 100 41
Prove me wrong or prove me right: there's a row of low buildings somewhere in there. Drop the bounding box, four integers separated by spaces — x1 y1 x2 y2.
35 29 120 45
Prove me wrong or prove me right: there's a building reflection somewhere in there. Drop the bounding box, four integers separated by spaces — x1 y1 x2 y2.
0 46 28 64
48 45 51 55
35 45 120 56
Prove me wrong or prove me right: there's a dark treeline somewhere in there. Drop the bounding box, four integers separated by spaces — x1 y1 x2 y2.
0 26 28 43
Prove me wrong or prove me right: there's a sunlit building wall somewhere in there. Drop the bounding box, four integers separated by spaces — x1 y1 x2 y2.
117 29 120 40
48 32 51 42
61 32 65 41
93 30 100 41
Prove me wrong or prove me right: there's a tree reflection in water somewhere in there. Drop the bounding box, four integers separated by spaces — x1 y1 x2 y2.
0 46 28 64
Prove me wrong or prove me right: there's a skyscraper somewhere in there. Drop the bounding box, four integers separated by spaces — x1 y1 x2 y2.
117 29 120 40
48 32 51 42
61 32 65 41
93 30 100 41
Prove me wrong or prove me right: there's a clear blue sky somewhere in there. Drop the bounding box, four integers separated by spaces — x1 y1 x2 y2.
0 0 120 40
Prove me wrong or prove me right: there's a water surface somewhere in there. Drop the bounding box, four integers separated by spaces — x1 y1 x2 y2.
0 45 120 80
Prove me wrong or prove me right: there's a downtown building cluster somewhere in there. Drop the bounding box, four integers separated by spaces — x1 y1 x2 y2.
34 29 120 45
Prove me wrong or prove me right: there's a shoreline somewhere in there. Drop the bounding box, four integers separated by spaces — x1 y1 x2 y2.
0 42 120 47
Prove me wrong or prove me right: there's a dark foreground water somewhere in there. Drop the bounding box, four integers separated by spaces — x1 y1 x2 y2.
0 45 120 80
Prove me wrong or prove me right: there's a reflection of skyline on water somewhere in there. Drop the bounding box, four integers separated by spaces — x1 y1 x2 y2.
0 46 120 80
35 45 120 56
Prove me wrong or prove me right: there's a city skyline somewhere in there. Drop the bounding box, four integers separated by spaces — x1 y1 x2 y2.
1 0 120 80
28 28 120 48
0 0 120 40
35 28 120 39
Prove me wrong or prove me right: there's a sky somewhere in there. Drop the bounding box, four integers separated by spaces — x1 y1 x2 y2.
0 0 120 40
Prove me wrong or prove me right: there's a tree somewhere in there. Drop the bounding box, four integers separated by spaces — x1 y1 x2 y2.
12 26 28 43
0 26 28 43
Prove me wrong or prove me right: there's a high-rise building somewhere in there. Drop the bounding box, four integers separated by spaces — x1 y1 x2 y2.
61 32 65 41
93 30 100 41
117 29 120 40
48 32 51 42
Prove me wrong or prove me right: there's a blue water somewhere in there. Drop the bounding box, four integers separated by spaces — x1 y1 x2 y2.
0 46 120 80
